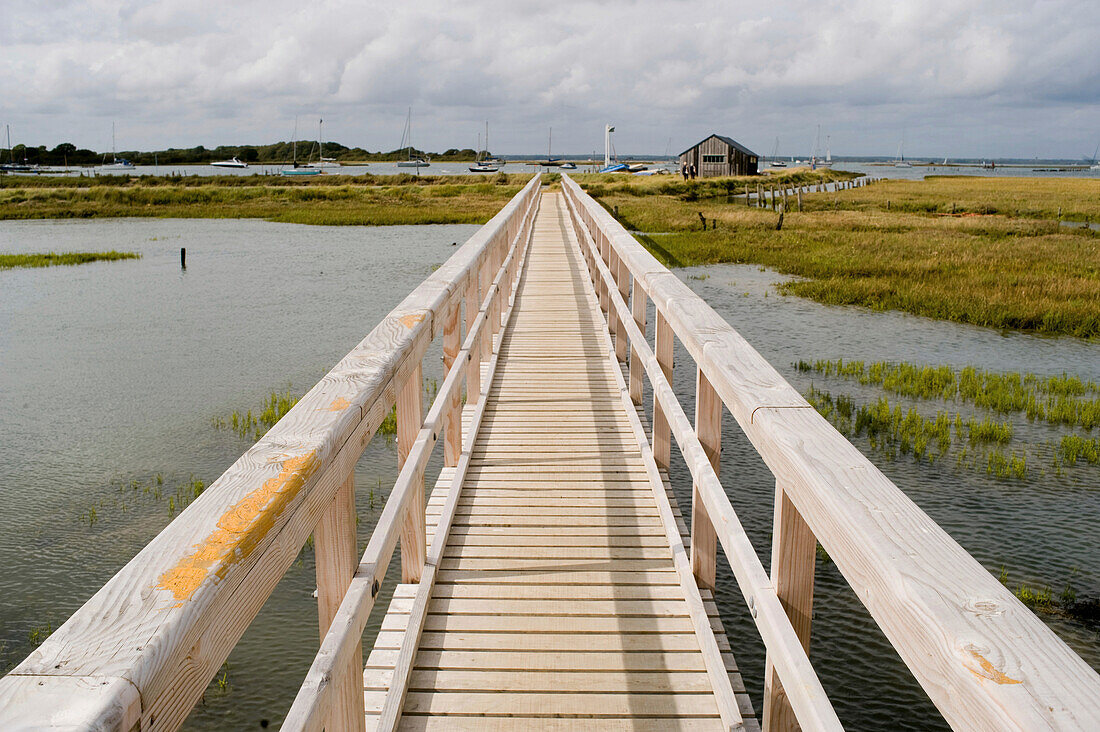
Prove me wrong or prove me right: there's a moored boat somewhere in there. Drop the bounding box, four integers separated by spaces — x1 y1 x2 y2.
212 157 249 169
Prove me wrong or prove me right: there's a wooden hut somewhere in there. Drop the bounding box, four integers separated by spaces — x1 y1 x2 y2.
678 135 759 177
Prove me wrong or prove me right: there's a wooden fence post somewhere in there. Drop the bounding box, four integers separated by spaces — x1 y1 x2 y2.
607 248 623 356
692 369 720 590
442 302 461 468
653 310 674 470
762 483 817 732
314 474 366 732
397 364 425 583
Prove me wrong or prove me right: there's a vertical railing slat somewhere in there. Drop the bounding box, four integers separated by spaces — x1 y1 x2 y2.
652 310 674 470
692 368 720 590
397 364 425 583
442 303 461 468
313 474 366 732
762 484 817 732
629 278 646 405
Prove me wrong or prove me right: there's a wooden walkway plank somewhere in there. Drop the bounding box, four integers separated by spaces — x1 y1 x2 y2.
365 192 757 731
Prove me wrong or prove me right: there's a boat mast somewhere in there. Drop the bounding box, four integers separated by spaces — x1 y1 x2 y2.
292 117 299 166
604 124 614 169
548 127 552 162
318 118 323 162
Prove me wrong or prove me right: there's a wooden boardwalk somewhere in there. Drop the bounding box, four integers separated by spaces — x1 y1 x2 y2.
363 193 757 730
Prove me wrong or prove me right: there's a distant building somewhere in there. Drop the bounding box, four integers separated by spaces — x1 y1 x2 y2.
678 135 759 177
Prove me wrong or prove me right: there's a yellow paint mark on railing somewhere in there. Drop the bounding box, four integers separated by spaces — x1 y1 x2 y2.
965 649 1022 685
156 451 321 604
326 397 350 412
399 313 426 329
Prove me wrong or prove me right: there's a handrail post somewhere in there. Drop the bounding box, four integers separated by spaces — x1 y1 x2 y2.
692 368 720 590
397 364 426 583
652 309 673 470
442 301 461 468
465 271 481 407
598 231 609 312
607 248 623 358
763 482 817 732
313 474 366 732
613 252 629 363
629 278 646 405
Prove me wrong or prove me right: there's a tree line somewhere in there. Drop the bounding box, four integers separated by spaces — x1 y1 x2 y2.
3 141 485 166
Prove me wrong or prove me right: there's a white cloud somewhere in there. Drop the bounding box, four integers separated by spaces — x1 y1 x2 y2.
0 0 1097 157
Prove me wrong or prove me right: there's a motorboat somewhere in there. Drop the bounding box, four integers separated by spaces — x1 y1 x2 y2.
559 162 576 170
211 157 249 169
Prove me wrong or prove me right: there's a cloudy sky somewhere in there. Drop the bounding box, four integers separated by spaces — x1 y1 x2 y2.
2 0 1098 158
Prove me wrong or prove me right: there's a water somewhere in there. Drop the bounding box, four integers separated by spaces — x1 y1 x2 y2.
26 158 1100 180
1 220 1097 729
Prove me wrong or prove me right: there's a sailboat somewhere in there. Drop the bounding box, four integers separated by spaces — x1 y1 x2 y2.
100 123 135 169
306 119 341 168
397 108 430 168
1 125 36 173
894 137 912 168
810 127 832 169
469 122 500 172
768 137 786 168
539 127 560 167
282 117 322 176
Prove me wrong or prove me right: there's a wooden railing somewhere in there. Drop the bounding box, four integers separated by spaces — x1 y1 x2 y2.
0 174 542 732
560 173 1100 731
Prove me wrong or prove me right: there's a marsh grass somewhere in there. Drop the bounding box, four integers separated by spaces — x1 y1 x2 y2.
0 174 527 225
807 175 1100 222
0 251 140 270
582 175 1100 337
805 386 1020 472
798 359 1100 429
1059 435 1100 464
215 390 300 441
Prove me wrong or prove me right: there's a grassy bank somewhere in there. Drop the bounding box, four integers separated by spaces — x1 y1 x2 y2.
0 173 529 225
807 175 1100 222
0 251 140 270
579 173 1100 338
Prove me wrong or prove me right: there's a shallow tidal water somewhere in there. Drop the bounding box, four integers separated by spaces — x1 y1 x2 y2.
0 219 1097 730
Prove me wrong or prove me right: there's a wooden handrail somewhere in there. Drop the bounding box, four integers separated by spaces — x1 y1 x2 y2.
282 186 539 732
562 188 842 730
561 173 1100 730
0 175 542 732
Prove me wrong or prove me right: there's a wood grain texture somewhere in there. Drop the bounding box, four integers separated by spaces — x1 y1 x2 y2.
362 192 750 731
563 179 839 730
561 173 1100 731
284 180 541 732
0 176 543 731
762 485 816 732
692 368 720 591
314 475 366 732
397 363 426 584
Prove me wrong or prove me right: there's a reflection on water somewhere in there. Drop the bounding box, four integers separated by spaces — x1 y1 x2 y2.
1 221 1097 730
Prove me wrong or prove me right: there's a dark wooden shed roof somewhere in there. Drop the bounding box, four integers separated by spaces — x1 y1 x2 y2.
680 134 758 158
